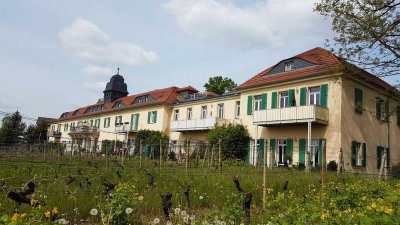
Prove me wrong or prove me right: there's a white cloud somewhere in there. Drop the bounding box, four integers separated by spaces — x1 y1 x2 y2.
82 81 107 93
163 0 330 48
83 65 113 77
59 18 159 66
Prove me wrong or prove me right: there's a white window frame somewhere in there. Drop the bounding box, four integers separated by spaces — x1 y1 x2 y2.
173 110 179 121
309 87 321 105
356 142 363 167
187 108 193 120
277 140 287 165
217 103 224 119
306 139 320 167
235 101 240 119
284 61 294 71
254 95 262 111
201 106 207 119
150 111 156 124
280 91 289 108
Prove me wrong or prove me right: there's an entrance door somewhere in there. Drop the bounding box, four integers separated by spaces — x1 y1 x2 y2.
310 139 319 167
278 140 287 165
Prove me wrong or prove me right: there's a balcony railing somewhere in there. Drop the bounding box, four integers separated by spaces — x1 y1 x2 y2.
170 117 224 132
253 105 329 125
69 126 99 135
48 130 62 137
115 124 139 133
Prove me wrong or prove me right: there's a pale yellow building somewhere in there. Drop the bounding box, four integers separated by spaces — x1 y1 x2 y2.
48 47 400 174
237 47 400 174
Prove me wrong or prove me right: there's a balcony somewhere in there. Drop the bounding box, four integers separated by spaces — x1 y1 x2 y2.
48 130 62 137
170 117 224 132
69 125 99 136
253 105 329 125
115 123 139 133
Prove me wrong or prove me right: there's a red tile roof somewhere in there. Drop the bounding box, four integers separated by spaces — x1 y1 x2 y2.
56 86 198 122
237 47 397 92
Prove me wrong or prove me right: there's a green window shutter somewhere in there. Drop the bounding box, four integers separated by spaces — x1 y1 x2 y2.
135 114 139 130
271 92 277 109
387 148 390 168
320 84 328 107
362 143 367 167
318 138 325 165
351 141 357 166
130 114 134 130
247 95 253 115
119 116 123 124
377 147 382 169
299 139 306 165
107 118 110 127
153 111 157 123
376 99 382 120
259 139 265 165
288 89 295 107
300 87 307 106
385 101 389 122
147 112 151 124
355 88 363 113
287 139 293 163
270 139 276 154
115 116 118 125
90 120 93 126
261 93 267 110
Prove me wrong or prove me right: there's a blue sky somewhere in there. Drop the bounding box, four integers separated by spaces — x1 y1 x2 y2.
0 0 356 122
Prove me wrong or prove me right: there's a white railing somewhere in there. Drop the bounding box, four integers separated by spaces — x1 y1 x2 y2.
253 105 329 125
115 124 139 133
69 126 99 134
48 130 62 137
170 117 222 131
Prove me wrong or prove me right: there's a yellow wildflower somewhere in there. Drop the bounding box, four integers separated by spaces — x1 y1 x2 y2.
138 195 144 201
360 196 367 201
20 213 26 219
30 198 38 206
384 207 393 215
44 210 51 219
52 207 59 215
320 212 329 220
11 213 19 222
370 203 377 209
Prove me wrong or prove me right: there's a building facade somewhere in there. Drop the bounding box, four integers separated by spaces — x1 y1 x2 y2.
48 47 400 174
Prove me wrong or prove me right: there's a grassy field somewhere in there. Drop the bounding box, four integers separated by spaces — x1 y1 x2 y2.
0 153 399 224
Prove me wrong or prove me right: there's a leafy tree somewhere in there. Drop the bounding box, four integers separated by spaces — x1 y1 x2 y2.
24 123 48 143
0 111 26 144
315 0 400 78
204 76 237 95
207 123 251 159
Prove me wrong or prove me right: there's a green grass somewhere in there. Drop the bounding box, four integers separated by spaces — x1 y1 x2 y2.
0 153 387 224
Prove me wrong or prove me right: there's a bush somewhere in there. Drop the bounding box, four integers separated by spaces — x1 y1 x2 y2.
207 123 251 159
389 163 400 178
327 160 338 171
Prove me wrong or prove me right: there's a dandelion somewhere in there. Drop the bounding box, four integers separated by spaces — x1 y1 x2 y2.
58 218 69 224
125 207 133 215
181 210 187 217
320 212 329 220
30 198 38 206
174 207 181 214
153 217 160 224
199 195 204 200
138 195 144 201
90 208 98 216
384 207 393 215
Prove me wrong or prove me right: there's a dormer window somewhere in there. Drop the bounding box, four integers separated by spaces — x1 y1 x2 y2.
115 101 124 108
137 95 149 103
73 110 80 116
284 61 294 71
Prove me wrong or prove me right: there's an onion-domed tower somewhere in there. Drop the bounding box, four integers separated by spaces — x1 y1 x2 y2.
103 68 129 103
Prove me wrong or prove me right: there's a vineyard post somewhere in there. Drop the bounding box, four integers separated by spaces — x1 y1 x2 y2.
186 139 189 172
218 139 222 173
140 139 143 168
203 146 208 167
209 144 214 169
159 139 162 169
263 139 267 211
321 140 326 207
